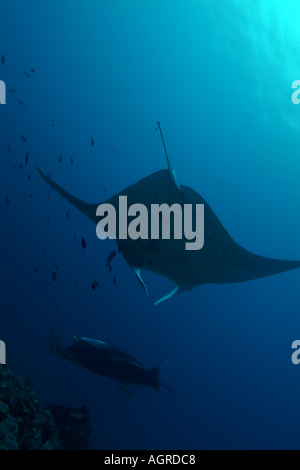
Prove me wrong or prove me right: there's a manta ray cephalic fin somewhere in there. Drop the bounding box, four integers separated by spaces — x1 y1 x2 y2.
154 286 185 306
133 268 148 295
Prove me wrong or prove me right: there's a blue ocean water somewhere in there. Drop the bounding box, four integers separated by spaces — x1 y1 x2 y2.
1 0 300 450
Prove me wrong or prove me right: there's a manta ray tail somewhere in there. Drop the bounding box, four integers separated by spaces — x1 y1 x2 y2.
158 381 178 395
157 122 178 187
150 358 178 395
154 286 185 305
36 167 99 224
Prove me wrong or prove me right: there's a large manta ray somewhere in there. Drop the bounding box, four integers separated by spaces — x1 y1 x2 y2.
37 123 300 304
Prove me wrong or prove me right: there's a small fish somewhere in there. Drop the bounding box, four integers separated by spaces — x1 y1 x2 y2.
54 263 58 270
113 276 116 284
52 271 57 281
51 121 55 127
91 137 94 147
30 68 36 73
154 128 158 131
25 72 31 78
111 148 117 152
8 89 17 93
47 216 50 222
12 165 16 170
25 153 29 164
27 174 31 181
71 157 73 165
19 164 24 170
81 237 86 250
91 282 96 291
42 248 45 253
1 55 4 65
35 267 42 272
79 309 83 313
5 197 10 204
55 305 59 308
20 134 26 143
103 187 106 191
29 194 33 197
18 101 25 106
58 155 62 164
116 386 136 401
106 250 117 267
66 212 69 220
8 145 11 152
46 281 49 286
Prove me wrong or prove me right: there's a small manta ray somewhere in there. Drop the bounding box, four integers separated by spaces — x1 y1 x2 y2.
36 123 300 305
49 326 177 394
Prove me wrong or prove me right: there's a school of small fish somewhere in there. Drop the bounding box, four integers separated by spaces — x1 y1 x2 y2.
2 52 119 313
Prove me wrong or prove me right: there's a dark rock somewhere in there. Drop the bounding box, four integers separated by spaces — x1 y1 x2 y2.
0 402 9 422
0 415 19 450
0 365 91 450
45 405 92 450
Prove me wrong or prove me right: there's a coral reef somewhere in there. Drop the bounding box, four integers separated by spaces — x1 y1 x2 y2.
45 405 91 450
0 365 91 450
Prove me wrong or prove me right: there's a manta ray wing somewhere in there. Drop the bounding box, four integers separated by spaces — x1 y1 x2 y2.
179 185 300 284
